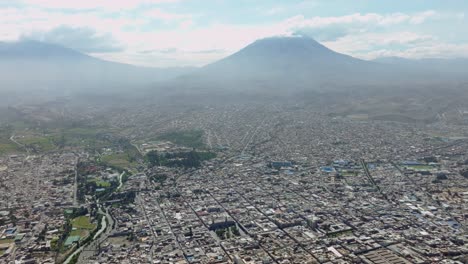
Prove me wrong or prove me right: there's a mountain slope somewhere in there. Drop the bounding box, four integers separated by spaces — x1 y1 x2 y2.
0 40 193 93
175 36 405 93
205 36 371 72
171 36 468 96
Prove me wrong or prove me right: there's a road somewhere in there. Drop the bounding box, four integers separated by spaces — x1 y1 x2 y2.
77 206 115 263
117 171 125 190
73 158 79 207
63 206 115 264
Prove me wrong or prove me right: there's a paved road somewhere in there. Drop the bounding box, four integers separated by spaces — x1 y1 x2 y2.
73 158 80 207
63 206 115 264
77 206 115 263
117 171 125 190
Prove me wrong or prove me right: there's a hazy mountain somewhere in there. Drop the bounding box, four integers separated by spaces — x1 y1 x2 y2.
2 37 467 104
203 36 375 76
171 36 446 94
0 40 193 94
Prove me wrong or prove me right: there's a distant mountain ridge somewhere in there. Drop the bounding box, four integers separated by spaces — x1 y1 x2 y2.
0 40 194 94
170 36 400 92
169 36 468 93
0 40 87 59
1 37 468 98
202 36 377 78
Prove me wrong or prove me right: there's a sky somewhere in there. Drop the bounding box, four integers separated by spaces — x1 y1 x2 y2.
1 0 467 67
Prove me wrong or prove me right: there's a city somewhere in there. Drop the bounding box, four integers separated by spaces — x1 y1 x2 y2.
1 103 467 263
1 1 468 263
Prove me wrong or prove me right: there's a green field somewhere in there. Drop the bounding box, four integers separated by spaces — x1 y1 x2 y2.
101 153 137 170
157 130 205 149
0 238 14 244
0 139 22 154
12 126 113 153
60 216 97 252
72 216 96 230
16 136 57 152
64 216 96 246
96 180 111 188
59 127 110 149
87 178 112 188
405 165 435 171
0 128 23 154
69 228 88 237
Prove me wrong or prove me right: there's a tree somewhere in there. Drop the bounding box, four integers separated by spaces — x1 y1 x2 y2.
461 169 468 179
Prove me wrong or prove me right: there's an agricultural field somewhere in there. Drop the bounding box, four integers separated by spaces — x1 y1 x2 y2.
0 127 23 154
157 130 205 149
56 127 113 150
0 138 22 154
99 142 141 171
101 153 135 169
72 216 96 230
16 135 57 152
404 165 436 171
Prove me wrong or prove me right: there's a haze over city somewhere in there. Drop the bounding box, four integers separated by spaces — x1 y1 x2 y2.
0 1 468 264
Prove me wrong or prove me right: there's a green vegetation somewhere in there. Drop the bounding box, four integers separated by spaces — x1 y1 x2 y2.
101 153 137 170
96 180 111 188
67 252 80 264
0 127 22 154
50 237 59 251
405 165 435 171
59 216 96 249
0 238 14 244
108 191 136 205
86 178 112 188
215 225 240 240
146 150 216 168
72 216 96 230
8 125 120 153
157 130 205 148
327 230 353 238
99 141 141 171
69 229 88 237
0 139 21 154
17 136 57 152
77 162 122 202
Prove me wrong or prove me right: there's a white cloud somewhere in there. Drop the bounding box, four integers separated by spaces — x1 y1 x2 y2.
18 0 181 10
322 31 468 60
144 8 192 22
361 43 468 59
23 26 123 52
409 10 437 24
281 11 438 29
0 4 464 66
323 32 435 54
